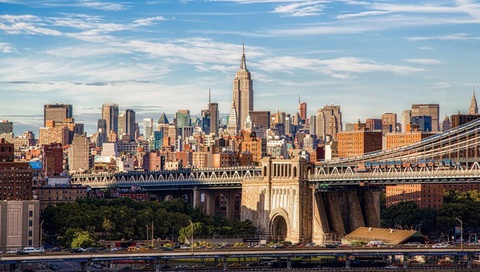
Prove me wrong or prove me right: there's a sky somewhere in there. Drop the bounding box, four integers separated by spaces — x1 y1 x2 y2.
1 0 480 135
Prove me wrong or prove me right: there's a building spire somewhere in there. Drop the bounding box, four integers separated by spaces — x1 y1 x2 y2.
240 37 247 70
470 86 478 115
208 83 211 105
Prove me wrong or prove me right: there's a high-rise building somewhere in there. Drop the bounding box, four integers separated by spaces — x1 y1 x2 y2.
316 105 342 141
381 113 397 135
365 118 382 131
442 115 451 131
175 110 191 128
411 115 432 132
232 42 253 134
209 102 219 135
143 118 154 140
308 115 316 135
0 120 13 135
102 103 119 141
0 200 40 249
44 104 72 127
337 131 383 158
299 101 307 124
470 89 478 115
118 109 136 141
68 134 90 173
401 110 412 132
411 104 439 132
43 143 63 176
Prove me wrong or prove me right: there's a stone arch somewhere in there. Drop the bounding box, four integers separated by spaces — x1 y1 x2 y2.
270 208 291 242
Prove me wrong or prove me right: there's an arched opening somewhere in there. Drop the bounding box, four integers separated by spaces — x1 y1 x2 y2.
271 215 288 242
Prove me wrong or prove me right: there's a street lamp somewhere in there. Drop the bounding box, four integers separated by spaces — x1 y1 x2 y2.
189 220 194 255
145 225 149 241
456 218 463 251
151 221 154 248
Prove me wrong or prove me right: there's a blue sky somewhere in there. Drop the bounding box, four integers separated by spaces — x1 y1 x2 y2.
1 0 479 135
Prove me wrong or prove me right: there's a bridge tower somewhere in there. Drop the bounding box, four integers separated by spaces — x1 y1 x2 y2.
241 157 314 243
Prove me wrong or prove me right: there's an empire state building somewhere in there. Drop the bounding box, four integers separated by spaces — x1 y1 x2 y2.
232 42 253 134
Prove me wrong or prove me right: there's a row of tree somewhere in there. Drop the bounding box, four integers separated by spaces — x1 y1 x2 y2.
381 190 480 239
41 197 256 248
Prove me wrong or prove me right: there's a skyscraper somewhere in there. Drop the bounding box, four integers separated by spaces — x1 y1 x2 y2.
382 113 397 134
44 104 72 127
411 104 439 132
299 101 307 124
470 88 478 115
102 103 119 141
118 109 136 141
316 105 342 141
232 42 253 134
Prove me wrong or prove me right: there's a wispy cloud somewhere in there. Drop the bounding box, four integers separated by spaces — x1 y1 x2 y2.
403 58 441 64
257 56 424 79
408 33 480 41
272 1 326 17
133 16 167 26
0 42 15 53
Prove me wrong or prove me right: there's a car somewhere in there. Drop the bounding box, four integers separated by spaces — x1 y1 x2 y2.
16 250 29 255
49 264 59 270
162 247 174 251
70 248 84 253
92 263 103 269
175 264 189 269
160 265 171 270
180 245 190 250
385 265 399 270
228 262 242 267
192 264 205 268
119 266 132 271
325 244 337 248
6 249 18 254
50 247 61 252
432 243 449 248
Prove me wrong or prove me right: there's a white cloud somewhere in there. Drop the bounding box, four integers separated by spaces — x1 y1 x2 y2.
0 42 15 53
434 81 451 88
403 58 441 64
408 33 480 41
272 1 326 17
133 16 167 26
73 0 127 11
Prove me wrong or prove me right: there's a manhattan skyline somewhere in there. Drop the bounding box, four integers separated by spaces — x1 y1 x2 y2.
1 0 479 135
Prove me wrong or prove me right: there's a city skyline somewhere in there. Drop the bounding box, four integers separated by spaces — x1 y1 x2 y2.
1 0 479 135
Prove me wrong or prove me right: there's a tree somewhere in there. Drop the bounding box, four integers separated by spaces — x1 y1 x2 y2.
71 230 96 249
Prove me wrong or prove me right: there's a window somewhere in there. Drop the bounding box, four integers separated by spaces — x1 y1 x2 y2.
29 210 33 217
28 220 32 227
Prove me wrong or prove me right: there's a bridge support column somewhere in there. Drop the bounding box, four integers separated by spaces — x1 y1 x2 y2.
403 254 408 268
362 191 381 227
325 192 346 234
312 191 330 245
205 192 215 216
346 191 365 231
287 257 292 269
80 261 87 271
193 186 201 209
467 253 472 269
9 263 15 272
226 190 236 220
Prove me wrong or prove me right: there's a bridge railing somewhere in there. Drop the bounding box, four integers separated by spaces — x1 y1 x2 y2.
309 169 480 181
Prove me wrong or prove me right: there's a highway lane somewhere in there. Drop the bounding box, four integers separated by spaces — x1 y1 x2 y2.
2 246 480 263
